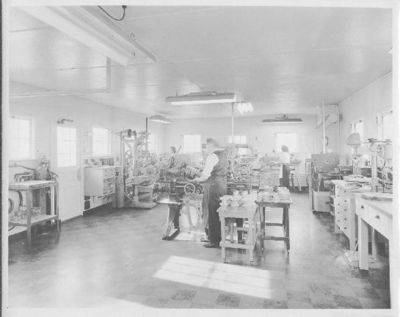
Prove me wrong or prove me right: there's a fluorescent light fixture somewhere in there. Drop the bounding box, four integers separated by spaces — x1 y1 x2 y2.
262 115 303 123
166 92 236 106
19 6 156 65
237 102 253 114
149 115 171 124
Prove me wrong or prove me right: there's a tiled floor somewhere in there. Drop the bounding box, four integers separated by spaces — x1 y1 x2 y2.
8 193 390 309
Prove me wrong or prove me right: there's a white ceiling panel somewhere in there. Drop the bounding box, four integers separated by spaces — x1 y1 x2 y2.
9 6 392 118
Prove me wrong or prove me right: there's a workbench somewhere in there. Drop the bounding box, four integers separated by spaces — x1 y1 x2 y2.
355 192 393 307
355 192 392 270
217 203 260 265
9 180 60 249
255 195 293 252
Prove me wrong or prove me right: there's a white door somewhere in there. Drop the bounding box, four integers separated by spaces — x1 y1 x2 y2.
51 123 83 221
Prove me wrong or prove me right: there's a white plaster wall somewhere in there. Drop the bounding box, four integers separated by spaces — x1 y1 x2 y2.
338 73 392 156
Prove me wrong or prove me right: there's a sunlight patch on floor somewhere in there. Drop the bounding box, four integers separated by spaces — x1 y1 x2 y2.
153 256 286 299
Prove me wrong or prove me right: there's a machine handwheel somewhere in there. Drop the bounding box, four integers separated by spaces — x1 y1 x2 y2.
184 183 196 195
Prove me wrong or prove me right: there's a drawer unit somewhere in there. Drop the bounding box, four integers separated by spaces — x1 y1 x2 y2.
356 199 392 240
331 180 370 251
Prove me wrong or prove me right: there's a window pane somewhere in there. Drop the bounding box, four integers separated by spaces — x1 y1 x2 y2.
355 121 364 141
382 112 394 140
275 133 297 152
148 134 157 153
183 135 201 153
9 117 32 160
92 127 110 156
57 127 77 167
228 135 247 144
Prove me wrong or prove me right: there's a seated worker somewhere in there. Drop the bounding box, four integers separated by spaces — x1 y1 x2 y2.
194 138 228 248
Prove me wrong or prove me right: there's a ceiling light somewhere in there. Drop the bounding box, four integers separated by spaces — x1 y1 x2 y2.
262 115 303 123
149 115 171 124
20 6 156 65
237 102 253 114
166 92 236 106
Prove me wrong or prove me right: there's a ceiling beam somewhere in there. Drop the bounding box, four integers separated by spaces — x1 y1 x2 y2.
19 6 156 65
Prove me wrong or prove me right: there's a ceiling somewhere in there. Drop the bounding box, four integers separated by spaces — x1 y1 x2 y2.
9 6 392 118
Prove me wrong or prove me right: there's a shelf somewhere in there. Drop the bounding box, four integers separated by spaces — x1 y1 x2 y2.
9 214 58 227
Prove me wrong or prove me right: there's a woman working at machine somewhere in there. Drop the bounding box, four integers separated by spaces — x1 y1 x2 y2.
279 145 291 188
194 138 228 248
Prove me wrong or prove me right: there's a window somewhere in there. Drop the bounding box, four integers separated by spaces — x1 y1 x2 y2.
228 135 247 145
275 133 298 152
351 120 364 141
183 134 201 153
57 126 77 167
9 116 33 160
148 134 157 153
229 135 248 155
92 127 110 156
382 111 394 140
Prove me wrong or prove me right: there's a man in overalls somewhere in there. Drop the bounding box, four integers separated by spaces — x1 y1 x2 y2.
194 138 228 248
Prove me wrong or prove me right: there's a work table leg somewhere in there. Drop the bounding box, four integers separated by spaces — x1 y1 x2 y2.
221 216 226 262
26 190 32 250
261 207 265 250
248 215 256 265
284 206 290 251
371 229 378 260
358 216 369 270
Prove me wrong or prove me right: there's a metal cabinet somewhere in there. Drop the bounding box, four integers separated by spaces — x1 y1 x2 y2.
84 166 116 210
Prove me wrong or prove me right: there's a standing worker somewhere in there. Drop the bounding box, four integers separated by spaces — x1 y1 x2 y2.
194 138 228 248
279 145 291 188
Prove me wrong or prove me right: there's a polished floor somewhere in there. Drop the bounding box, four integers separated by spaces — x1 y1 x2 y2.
8 193 390 309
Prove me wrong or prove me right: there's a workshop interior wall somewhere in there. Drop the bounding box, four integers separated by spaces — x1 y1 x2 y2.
338 73 392 157
164 114 320 157
9 95 167 164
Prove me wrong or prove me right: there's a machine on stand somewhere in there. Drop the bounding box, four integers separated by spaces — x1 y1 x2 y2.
117 129 158 209
368 138 393 193
309 153 341 213
154 158 204 240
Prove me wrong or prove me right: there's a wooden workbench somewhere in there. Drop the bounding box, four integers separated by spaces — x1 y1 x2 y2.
217 203 260 265
255 196 293 252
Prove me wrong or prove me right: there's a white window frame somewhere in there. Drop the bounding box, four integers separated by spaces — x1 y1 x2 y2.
148 133 157 153
9 115 34 160
275 132 298 153
57 126 77 167
377 110 393 140
183 134 202 153
92 126 111 157
351 119 364 141
229 135 248 155
228 135 247 145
